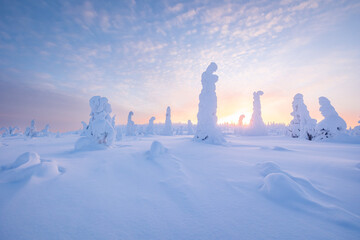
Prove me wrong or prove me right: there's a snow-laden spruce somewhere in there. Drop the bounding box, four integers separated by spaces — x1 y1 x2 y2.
235 114 245 135
40 124 50 137
351 121 360 136
187 120 194 135
162 106 172 136
24 120 37 137
315 97 347 140
194 62 225 144
126 111 136 136
146 116 156 135
288 93 317 140
246 91 267 135
0 126 20 137
75 96 116 150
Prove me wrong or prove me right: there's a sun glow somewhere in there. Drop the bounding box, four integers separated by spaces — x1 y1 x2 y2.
218 112 251 125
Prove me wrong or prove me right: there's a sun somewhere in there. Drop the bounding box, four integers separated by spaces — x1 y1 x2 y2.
218 111 251 125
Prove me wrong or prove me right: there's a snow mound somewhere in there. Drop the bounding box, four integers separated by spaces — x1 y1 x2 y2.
257 161 283 177
257 162 360 228
148 141 168 159
260 173 310 204
74 137 107 151
0 152 63 183
257 162 334 202
272 146 291 151
0 152 40 171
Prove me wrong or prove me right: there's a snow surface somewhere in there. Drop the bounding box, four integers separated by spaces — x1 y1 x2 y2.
0 134 359 239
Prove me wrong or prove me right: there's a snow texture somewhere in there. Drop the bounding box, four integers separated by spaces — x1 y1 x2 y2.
246 91 267 136
146 117 156 135
126 111 136 136
0 135 359 239
288 93 317 140
315 97 347 140
162 107 173 136
75 96 116 150
194 62 225 144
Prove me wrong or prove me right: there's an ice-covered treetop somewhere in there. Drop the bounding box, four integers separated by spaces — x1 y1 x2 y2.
128 111 134 120
201 62 218 90
254 91 264 98
149 116 155 122
293 93 303 101
89 96 112 115
319 97 338 118
166 106 171 114
206 62 217 73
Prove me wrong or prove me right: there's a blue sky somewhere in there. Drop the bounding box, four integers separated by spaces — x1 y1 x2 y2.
0 0 359 131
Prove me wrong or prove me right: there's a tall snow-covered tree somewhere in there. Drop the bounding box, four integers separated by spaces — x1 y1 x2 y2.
194 62 225 144
246 91 267 136
126 111 136 136
162 107 173 136
288 93 317 140
146 116 156 135
315 96 347 140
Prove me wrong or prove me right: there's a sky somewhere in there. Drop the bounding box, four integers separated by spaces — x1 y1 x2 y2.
0 0 359 132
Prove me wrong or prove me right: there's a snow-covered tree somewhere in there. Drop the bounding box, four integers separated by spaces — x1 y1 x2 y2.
75 96 116 150
288 93 317 140
235 114 245 135
247 91 267 135
187 120 194 135
162 106 173 136
126 111 136 136
315 96 347 140
24 120 37 137
238 114 245 127
146 116 156 135
80 121 88 136
194 62 225 144
40 124 50 137
176 126 183 135
351 120 360 136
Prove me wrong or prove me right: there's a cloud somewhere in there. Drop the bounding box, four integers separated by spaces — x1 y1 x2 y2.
168 3 184 13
